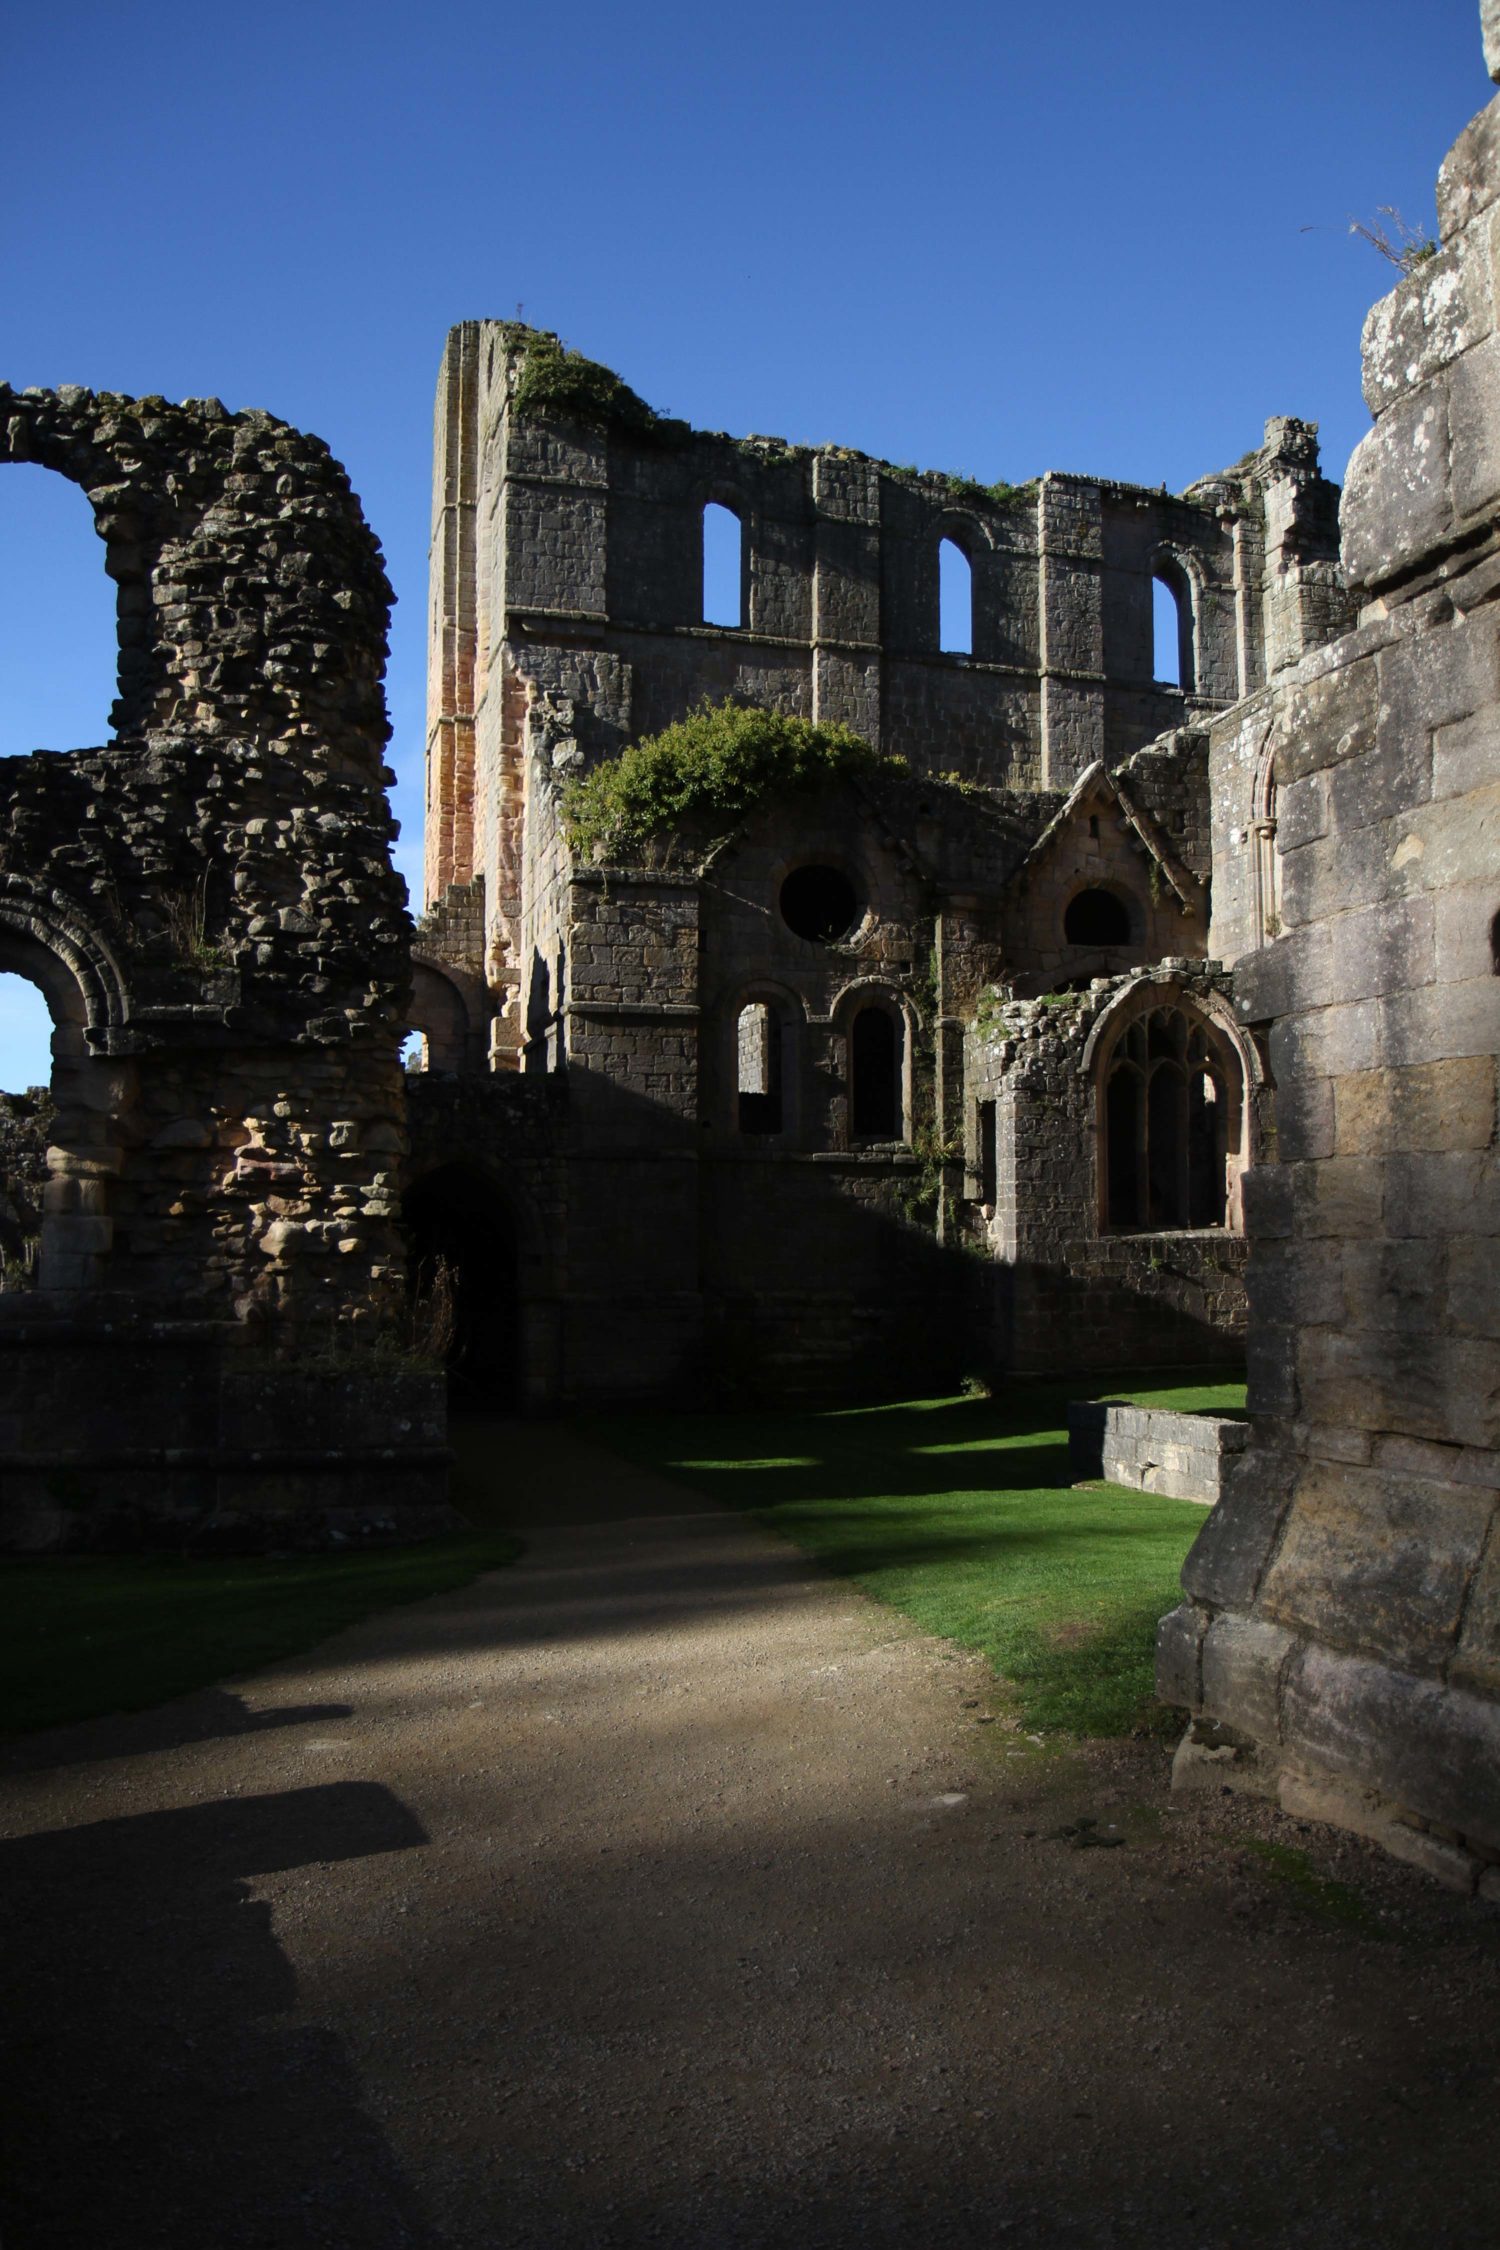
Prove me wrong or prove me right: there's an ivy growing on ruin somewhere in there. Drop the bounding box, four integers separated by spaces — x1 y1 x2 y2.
561 699 904 861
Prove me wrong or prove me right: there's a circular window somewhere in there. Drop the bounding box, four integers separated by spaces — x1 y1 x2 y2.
1064 887 1132 946
780 865 858 943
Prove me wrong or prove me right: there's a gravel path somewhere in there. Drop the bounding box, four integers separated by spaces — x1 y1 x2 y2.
3 1421 1499 2249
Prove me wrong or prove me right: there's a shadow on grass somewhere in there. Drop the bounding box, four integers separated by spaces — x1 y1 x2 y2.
0 1370 1242 1745
584 1368 1245 1738
0 1442 522 1741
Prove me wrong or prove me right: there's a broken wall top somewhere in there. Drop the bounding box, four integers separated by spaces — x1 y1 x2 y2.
0 386 412 1051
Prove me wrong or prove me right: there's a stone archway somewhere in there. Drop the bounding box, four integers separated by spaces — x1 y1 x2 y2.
0 887 139 1295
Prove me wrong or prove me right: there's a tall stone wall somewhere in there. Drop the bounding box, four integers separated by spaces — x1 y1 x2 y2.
424 324 1346 1060
1159 34 1500 1887
0 386 449 1549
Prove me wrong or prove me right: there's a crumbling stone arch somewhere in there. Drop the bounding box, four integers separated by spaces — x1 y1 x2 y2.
1 405 169 741
0 877 129 1043
0 457 122 757
0 384 445 1549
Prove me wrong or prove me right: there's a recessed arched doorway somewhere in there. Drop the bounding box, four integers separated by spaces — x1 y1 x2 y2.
401 1163 519 1407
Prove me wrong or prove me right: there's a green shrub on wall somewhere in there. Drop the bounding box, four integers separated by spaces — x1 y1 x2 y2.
562 699 903 862
502 325 688 443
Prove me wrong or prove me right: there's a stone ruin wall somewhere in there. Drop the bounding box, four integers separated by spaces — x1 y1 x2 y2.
410 325 1363 1406
1159 26 1500 1888
423 321 1352 1071
0 385 450 1548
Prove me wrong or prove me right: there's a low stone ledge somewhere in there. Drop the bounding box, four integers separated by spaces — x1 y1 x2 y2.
0 1339 455 1552
1067 1399 1246 1504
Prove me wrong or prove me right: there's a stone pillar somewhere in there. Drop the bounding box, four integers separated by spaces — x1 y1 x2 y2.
1160 36 1500 1888
1038 476 1105 788
811 452 882 744
425 323 482 906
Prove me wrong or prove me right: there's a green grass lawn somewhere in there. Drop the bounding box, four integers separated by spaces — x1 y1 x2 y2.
591 1370 1246 1738
0 1452 521 1738
0 1369 1243 1743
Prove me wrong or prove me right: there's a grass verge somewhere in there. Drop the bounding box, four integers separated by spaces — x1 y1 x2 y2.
591 1370 1244 1738
0 1451 520 1738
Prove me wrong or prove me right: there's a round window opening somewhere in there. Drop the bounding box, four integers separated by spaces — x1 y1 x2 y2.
1064 887 1132 946
780 865 858 944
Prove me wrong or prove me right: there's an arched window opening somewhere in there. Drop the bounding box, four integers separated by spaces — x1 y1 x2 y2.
401 1031 428 1073
736 1001 784 1134
780 865 857 944
0 972 56 1097
1 464 118 756
1102 1005 1237 1233
703 502 744 629
1064 887 1132 947
1491 909 1500 975
1152 564 1194 692
939 537 973 655
850 1006 902 1141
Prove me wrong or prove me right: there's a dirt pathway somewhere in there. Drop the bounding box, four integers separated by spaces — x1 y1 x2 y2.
3 1423 1499 2249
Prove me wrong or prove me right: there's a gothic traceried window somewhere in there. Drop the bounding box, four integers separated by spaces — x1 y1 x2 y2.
1101 1005 1240 1232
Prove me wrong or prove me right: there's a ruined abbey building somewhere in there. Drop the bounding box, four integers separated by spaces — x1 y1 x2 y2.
3 0 1498 1897
406 327 1342 1405
404 0 1500 1886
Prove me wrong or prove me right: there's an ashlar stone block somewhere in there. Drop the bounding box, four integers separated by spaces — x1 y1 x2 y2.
1260 1458 1494 1673
1334 1055 1496 1156
1341 386 1452 597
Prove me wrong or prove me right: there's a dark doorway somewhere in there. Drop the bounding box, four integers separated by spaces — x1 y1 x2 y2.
402 1165 518 1405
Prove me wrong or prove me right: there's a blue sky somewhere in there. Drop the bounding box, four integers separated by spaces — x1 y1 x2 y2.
0 0 1492 1083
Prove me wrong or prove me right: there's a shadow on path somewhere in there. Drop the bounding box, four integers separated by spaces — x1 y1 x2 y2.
0 1783 435 2250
